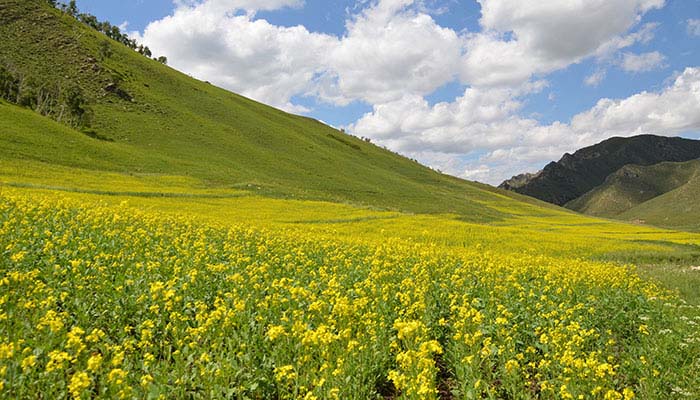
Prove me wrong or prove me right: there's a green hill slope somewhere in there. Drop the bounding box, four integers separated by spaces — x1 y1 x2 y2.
617 161 700 231
566 159 700 231
0 0 555 220
566 160 699 216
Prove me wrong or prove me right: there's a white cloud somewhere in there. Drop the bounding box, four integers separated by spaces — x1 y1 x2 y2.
593 22 659 59
348 81 548 155
140 1 336 112
141 0 664 109
460 0 665 87
585 69 607 87
619 51 666 72
319 2 462 104
571 67 700 136
350 68 700 184
687 19 700 37
141 0 461 109
173 0 303 13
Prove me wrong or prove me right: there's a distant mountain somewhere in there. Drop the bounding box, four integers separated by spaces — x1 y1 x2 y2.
616 160 700 231
566 159 699 218
499 135 700 205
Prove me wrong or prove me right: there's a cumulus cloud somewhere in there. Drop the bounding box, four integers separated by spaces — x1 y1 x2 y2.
142 0 462 109
460 0 665 87
571 67 700 136
318 2 462 104
351 68 700 184
141 0 336 112
140 0 666 107
619 51 667 72
173 0 303 13
349 82 547 154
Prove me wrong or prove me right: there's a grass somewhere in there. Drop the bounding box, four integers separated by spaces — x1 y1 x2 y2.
619 164 700 232
637 264 700 306
567 160 700 231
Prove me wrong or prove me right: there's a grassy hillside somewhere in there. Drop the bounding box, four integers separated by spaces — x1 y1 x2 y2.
566 160 699 216
566 160 700 231
618 162 700 231
0 0 554 221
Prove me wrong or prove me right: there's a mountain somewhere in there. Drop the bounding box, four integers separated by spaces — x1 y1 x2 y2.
0 0 552 221
499 135 700 205
565 159 700 231
617 164 700 231
566 159 700 218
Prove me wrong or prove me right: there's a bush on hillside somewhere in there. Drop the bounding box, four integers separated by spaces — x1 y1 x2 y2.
0 64 91 128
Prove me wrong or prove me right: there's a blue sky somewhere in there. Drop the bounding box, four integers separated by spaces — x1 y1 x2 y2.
76 0 700 183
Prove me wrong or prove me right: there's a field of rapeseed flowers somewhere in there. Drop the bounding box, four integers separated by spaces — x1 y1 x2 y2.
1 190 700 399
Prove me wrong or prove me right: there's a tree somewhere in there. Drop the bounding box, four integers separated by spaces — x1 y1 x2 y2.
143 46 152 58
79 13 99 30
0 66 20 102
109 26 121 41
62 86 89 126
99 21 112 35
156 56 168 65
67 0 78 16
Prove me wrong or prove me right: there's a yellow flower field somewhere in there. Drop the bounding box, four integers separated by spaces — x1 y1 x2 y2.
1 189 699 399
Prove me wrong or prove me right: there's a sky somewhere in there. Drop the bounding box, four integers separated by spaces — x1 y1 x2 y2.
76 0 700 184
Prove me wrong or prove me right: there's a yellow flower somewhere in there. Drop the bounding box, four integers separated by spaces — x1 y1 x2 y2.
111 351 125 367
274 365 296 382
21 355 37 372
108 368 128 385
140 374 154 387
87 354 103 372
86 329 105 343
505 359 519 374
623 388 635 400
0 343 15 360
10 251 26 263
266 325 286 341
38 310 64 333
67 326 86 355
604 390 623 400
68 372 90 399
46 351 71 372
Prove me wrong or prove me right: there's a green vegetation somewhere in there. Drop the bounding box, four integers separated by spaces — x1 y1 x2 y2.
0 0 549 219
2 188 700 399
567 160 700 231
